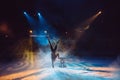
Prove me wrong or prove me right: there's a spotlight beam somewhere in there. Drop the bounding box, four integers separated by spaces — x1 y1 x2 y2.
73 10 103 50
23 11 37 28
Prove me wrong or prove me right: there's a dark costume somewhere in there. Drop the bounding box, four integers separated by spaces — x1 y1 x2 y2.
47 36 59 68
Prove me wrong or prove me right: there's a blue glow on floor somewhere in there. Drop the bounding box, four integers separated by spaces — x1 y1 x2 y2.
0 57 119 80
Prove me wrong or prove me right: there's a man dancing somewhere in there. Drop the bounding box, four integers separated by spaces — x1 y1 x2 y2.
47 35 59 68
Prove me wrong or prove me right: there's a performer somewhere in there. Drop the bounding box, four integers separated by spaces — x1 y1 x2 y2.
47 35 59 68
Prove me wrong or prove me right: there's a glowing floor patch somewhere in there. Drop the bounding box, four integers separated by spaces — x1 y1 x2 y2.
0 59 119 80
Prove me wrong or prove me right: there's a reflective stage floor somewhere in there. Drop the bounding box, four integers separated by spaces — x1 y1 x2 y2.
0 58 119 80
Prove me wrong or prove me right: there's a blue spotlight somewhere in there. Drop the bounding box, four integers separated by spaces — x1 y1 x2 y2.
23 11 37 29
24 12 27 15
38 13 41 16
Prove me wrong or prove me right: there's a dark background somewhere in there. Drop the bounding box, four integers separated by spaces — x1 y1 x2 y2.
0 0 120 62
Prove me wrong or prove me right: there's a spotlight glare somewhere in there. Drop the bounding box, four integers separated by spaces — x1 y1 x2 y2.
24 12 27 14
44 30 47 34
38 13 41 16
29 30 33 34
98 11 102 14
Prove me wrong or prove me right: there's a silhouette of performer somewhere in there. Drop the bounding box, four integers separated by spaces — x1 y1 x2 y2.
47 35 59 68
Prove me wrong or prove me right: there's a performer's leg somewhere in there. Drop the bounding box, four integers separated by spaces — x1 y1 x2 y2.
52 60 54 68
51 54 54 68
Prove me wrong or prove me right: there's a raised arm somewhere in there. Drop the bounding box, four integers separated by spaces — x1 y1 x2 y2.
47 35 54 51
54 40 60 51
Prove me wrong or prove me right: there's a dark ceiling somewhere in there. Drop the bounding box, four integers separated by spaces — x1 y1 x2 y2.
0 0 120 58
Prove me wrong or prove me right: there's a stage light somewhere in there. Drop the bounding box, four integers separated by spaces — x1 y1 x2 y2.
38 13 41 16
24 12 27 15
98 11 102 14
29 30 33 34
44 30 47 34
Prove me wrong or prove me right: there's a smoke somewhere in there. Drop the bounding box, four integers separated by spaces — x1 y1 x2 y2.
110 56 120 68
